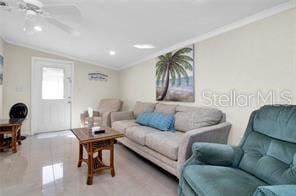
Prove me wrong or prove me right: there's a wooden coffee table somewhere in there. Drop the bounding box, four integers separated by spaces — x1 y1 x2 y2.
71 127 124 185
0 119 23 153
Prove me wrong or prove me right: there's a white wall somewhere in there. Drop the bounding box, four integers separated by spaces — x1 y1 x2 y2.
3 43 120 135
119 8 296 145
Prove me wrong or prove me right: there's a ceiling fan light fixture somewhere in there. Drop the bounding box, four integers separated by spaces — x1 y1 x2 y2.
34 25 42 32
109 50 116 55
26 10 37 16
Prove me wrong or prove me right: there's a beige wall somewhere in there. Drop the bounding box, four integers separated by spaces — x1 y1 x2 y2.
0 38 4 55
120 58 158 109
0 38 4 118
3 43 120 135
119 8 296 145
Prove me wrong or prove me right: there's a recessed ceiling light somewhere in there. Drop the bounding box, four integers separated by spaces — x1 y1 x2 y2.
109 50 116 55
133 44 155 49
34 26 43 32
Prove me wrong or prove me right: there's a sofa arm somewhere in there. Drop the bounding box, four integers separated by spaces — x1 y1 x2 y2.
177 122 231 177
192 142 243 166
178 122 231 162
253 185 296 196
111 111 134 124
101 112 111 127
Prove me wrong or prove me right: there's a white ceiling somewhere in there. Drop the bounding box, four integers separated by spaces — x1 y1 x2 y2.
0 0 293 69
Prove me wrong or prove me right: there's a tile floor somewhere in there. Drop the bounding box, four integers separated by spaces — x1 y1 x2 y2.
0 131 178 196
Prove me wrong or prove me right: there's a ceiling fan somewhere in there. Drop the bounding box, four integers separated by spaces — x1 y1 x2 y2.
0 0 81 35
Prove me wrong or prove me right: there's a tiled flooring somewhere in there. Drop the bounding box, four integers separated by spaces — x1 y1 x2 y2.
0 131 178 196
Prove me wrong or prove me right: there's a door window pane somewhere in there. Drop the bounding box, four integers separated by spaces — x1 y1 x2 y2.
42 67 65 100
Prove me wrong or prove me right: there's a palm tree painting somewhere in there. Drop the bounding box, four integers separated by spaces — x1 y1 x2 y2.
156 45 194 102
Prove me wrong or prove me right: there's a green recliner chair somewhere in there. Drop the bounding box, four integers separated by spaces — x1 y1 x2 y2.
179 105 296 196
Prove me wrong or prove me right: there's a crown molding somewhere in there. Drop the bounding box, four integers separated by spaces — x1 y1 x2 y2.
2 36 120 71
119 0 296 70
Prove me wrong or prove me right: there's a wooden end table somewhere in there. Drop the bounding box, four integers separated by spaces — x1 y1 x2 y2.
0 119 23 153
71 127 124 185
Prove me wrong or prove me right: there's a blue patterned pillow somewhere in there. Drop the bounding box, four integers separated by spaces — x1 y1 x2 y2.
136 112 153 126
148 112 175 131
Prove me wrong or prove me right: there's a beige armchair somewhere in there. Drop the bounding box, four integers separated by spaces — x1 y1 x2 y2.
80 98 123 128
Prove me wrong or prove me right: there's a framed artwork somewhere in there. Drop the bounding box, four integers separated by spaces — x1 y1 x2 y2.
88 72 108 81
156 44 194 102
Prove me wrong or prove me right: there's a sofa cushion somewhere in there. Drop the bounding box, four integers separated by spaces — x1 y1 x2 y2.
125 126 159 145
112 120 140 134
136 112 153 126
133 102 156 118
154 104 177 114
183 165 266 196
254 185 296 196
145 131 183 160
239 131 296 185
175 107 223 132
148 113 175 131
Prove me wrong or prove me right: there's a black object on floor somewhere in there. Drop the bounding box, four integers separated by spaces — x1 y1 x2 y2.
8 102 28 140
9 103 28 119
3 136 26 142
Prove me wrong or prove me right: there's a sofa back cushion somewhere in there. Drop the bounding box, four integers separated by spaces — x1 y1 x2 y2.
174 106 223 132
136 112 153 126
239 105 296 185
133 102 156 118
154 104 177 114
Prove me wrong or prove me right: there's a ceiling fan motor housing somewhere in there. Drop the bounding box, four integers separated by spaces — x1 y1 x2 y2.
21 0 43 15
0 1 7 7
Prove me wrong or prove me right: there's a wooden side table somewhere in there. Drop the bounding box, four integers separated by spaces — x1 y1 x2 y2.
0 119 23 153
71 127 124 185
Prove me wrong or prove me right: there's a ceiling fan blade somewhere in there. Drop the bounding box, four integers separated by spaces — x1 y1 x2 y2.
43 4 82 20
45 17 74 34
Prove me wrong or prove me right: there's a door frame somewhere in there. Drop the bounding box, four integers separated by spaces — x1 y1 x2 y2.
31 57 74 135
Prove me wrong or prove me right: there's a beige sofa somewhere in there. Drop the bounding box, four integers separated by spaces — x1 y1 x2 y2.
111 102 231 178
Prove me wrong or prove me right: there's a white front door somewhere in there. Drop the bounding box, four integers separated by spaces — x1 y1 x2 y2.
32 57 73 134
